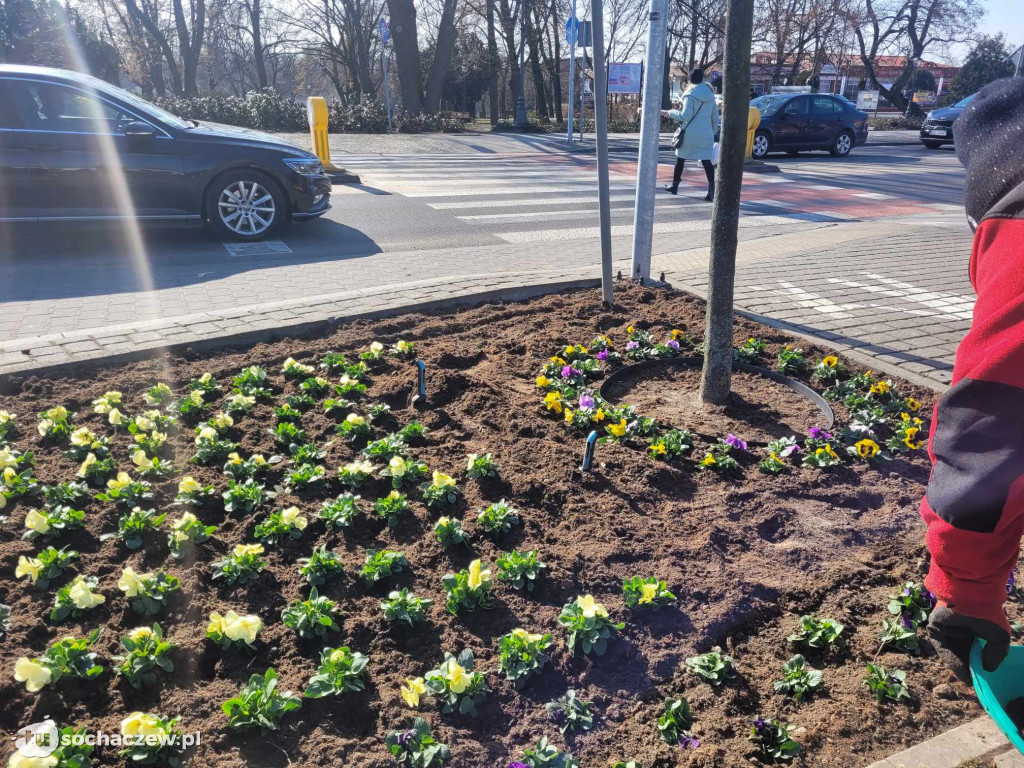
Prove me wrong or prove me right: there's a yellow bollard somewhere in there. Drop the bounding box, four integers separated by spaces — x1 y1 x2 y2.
306 97 332 169
746 106 761 159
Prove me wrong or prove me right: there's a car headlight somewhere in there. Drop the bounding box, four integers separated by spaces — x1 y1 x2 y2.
283 157 324 175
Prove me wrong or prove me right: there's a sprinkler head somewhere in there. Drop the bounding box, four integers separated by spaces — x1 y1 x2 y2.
581 430 599 471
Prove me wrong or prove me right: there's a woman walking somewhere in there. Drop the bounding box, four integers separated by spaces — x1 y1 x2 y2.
661 68 720 201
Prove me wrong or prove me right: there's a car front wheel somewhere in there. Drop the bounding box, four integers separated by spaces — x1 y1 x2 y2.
752 131 770 160
829 130 854 157
206 170 285 241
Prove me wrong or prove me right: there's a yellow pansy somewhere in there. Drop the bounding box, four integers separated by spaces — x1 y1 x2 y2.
822 355 838 367
401 677 427 708
443 659 471 693
13 657 52 692
173 511 199 531
178 476 202 494
120 712 163 740
608 419 627 437
549 356 566 366
107 408 124 426
133 451 156 471
0 410 14 423
76 452 98 478
0 448 16 469
36 419 54 437
904 427 922 450
467 559 490 590
396 340 414 353
564 408 574 424
142 384 170 406
252 454 267 465
70 426 97 447
432 471 456 488
281 506 308 530
45 406 68 421
345 459 374 474
15 556 43 583
389 456 408 477
670 329 685 340
212 412 233 430
511 628 545 643
907 397 921 412
346 413 366 426
188 389 205 405
134 414 156 432
650 442 667 455
701 453 716 467
223 611 262 644
118 567 150 597
228 394 255 409
234 543 264 557
195 426 217 444
370 341 384 354
627 326 635 334
856 439 880 459
535 375 551 388
24 509 50 535
544 392 563 413
576 594 608 619
129 626 154 642
870 380 890 395
207 611 227 636
107 472 131 492
137 431 166 450
3 466 16 483
68 576 105 609
226 452 243 465
638 583 660 604
198 373 213 385
9 753 58 768
593 409 606 423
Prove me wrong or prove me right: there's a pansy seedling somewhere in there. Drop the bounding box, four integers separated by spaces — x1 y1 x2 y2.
320 493 363 528
442 559 495 614
546 689 593 734
305 646 369 698
749 717 801 762
863 662 911 704
281 587 341 639
496 550 546 591
423 648 489 716
558 595 624 656
222 669 301 730
298 545 346 586
658 697 698 748
773 655 823 701
385 718 450 767
623 576 675 609
776 346 807 375
114 623 175 689
381 588 432 627
733 337 766 363
788 616 845 651
498 628 552 688
685 648 733 686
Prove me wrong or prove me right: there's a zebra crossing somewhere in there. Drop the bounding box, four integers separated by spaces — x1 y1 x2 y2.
337 150 952 245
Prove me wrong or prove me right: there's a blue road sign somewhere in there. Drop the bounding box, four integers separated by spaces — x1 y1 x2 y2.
380 18 389 44
566 17 578 45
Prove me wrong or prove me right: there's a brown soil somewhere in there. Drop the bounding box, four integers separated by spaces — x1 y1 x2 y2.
603 363 829 445
0 285 993 768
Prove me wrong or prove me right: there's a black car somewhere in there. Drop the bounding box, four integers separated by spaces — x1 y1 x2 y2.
0 65 331 241
749 93 869 159
920 94 976 149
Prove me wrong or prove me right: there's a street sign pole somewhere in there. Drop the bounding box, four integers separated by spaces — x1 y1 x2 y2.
380 18 392 132
591 0 613 305
566 11 577 144
629 0 668 283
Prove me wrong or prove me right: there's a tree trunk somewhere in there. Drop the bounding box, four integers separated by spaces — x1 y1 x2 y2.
498 0 520 113
386 0 423 112
662 43 671 108
487 0 500 124
249 0 268 88
527 7 547 118
548 0 563 122
699 0 754 405
423 0 459 113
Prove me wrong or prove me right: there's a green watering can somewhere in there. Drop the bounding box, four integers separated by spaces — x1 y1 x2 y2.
971 639 1024 753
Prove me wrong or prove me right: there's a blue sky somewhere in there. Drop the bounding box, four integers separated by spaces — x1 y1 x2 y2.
978 0 1024 56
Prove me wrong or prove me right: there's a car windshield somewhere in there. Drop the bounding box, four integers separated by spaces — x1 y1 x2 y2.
750 95 790 116
955 94 976 109
75 72 192 130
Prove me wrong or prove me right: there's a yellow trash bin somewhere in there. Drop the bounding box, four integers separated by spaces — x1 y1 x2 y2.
307 97 332 169
746 106 761 159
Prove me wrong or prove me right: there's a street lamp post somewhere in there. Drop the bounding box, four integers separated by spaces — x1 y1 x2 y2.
514 0 528 127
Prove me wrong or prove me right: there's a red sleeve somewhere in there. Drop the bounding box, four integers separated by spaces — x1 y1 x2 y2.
921 216 1024 629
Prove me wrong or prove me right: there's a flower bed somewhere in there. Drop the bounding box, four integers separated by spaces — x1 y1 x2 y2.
0 285 1000 767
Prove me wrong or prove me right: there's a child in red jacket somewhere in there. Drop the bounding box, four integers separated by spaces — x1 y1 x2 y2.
923 76 1024 676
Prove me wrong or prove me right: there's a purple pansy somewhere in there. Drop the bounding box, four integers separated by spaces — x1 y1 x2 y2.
667 339 680 351
561 365 580 379
1009 571 1016 595
579 393 596 410
679 736 700 749
396 729 415 747
508 763 530 768
597 349 609 361
626 340 639 351
726 433 747 451
900 613 914 630
808 426 832 441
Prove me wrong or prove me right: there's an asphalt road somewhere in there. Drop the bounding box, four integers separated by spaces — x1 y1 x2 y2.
0 139 965 344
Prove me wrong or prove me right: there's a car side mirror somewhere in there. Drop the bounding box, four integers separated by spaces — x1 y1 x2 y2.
122 121 156 143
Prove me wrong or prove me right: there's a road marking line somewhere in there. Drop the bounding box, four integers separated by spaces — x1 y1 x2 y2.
853 192 897 200
405 184 638 198
426 193 643 210
457 198 690 221
495 212 837 243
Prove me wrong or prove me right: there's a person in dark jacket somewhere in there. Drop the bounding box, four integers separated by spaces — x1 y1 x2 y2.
922 76 1024 678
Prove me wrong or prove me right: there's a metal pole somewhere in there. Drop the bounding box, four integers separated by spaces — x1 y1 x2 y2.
567 0 577 144
382 47 393 133
591 0 613 305
629 0 668 283
515 0 528 126
1016 46 1023 78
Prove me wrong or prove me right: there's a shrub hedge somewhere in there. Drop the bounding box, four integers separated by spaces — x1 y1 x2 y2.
152 91 465 134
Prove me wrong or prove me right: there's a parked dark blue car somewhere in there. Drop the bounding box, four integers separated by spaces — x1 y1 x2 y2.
919 94 976 149
750 93 869 159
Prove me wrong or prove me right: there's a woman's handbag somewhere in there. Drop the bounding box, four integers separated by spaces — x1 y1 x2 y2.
671 100 705 149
